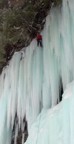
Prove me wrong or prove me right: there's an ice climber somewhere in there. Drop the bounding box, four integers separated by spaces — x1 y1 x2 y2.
36 32 43 47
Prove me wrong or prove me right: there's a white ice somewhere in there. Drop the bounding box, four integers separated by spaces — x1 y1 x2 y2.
25 81 74 144
0 0 74 144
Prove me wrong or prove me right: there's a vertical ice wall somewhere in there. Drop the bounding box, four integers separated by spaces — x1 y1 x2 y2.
0 0 74 143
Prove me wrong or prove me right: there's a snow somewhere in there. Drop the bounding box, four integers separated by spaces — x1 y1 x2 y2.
25 83 74 144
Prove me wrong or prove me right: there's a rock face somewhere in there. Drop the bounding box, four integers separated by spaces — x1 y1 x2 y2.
0 0 61 73
11 115 28 144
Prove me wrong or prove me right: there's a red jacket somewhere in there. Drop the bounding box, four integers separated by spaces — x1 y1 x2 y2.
37 34 42 40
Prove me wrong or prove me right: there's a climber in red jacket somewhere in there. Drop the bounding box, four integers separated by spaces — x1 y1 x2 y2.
36 32 43 47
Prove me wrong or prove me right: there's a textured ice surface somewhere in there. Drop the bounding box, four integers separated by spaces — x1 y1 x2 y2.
25 82 74 144
0 0 74 143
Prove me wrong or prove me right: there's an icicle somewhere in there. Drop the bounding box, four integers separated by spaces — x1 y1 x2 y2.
14 123 18 144
22 133 25 144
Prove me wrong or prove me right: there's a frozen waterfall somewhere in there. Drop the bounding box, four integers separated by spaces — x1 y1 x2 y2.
0 0 74 144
